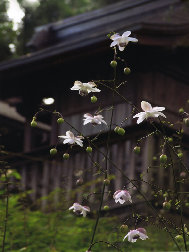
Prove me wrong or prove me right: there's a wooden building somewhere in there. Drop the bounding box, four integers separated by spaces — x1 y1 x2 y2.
0 0 189 208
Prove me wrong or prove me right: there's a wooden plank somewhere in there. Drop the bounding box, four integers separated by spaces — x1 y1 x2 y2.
41 161 50 210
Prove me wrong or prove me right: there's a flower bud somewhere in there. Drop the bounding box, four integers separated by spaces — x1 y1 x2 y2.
104 179 110 185
63 153 69 160
134 146 140 154
178 152 183 158
175 235 183 243
117 127 125 136
163 201 171 210
168 137 173 143
103 205 109 210
91 95 97 103
124 67 131 75
179 108 184 114
31 120 37 127
160 154 167 164
120 224 128 233
185 202 189 207
57 118 64 124
86 147 92 153
180 171 187 178
50 148 57 156
76 178 83 186
183 118 189 127
114 126 119 133
110 60 117 68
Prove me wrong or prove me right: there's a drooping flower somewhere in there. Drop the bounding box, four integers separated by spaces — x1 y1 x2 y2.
83 113 107 125
58 131 84 147
69 203 90 217
133 101 166 124
113 190 132 204
110 31 138 51
123 228 148 243
71 81 100 96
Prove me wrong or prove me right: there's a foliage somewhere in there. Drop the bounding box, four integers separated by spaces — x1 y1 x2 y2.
0 0 17 61
0 193 180 252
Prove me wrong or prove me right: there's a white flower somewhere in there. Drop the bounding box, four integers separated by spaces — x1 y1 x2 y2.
71 81 100 96
110 31 138 51
69 203 90 217
58 131 84 147
123 228 148 243
83 113 107 125
113 190 132 204
133 101 166 124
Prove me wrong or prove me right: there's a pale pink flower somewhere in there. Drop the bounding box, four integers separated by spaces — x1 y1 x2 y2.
113 190 132 204
83 113 107 125
69 203 90 217
123 228 148 243
71 81 100 96
110 31 138 51
133 101 166 124
58 131 84 147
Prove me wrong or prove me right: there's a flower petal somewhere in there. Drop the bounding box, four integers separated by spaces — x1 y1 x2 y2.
141 101 152 112
122 31 131 37
128 37 138 43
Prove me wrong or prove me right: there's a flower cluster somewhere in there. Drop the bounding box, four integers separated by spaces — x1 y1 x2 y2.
62 32 170 246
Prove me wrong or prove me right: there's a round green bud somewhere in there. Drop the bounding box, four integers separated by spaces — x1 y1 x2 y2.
185 202 189 207
57 118 64 124
163 201 171 210
175 235 183 243
104 179 110 185
124 67 131 75
91 95 97 103
183 118 189 127
153 156 157 161
179 108 184 114
63 153 69 160
163 192 168 198
120 224 128 233
114 126 119 133
134 146 140 154
160 154 167 164
33 116 37 121
178 152 183 158
31 120 37 127
103 205 109 211
86 147 92 153
168 137 173 143
117 127 125 136
110 60 117 68
50 148 57 156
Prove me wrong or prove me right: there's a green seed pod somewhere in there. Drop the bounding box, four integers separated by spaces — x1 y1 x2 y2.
185 202 189 207
63 153 69 160
50 148 57 156
179 108 184 114
183 118 189 127
86 146 92 153
120 224 128 233
175 235 183 243
168 137 173 143
31 120 37 127
91 95 97 103
178 152 183 158
134 146 140 154
160 154 167 164
103 205 109 211
117 127 125 136
163 201 171 210
110 60 117 68
124 67 131 75
57 118 64 124
114 126 119 133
